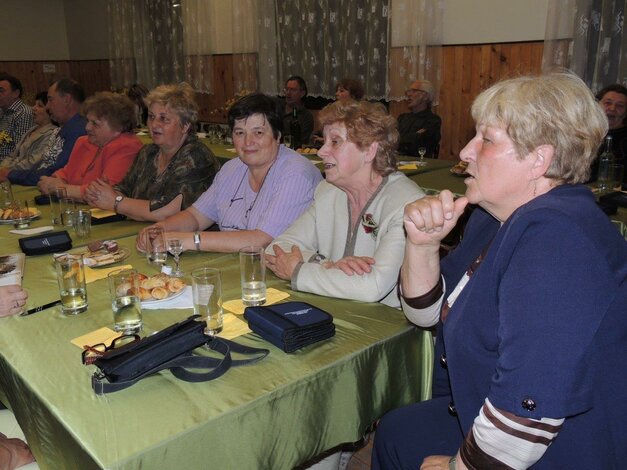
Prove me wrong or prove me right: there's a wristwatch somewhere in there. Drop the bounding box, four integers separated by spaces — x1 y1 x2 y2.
193 231 201 251
113 195 124 213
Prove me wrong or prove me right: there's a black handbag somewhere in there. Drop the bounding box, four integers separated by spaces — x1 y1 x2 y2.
83 315 269 394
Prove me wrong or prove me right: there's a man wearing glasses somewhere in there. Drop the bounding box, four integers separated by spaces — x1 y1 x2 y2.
397 79 442 158
282 76 314 146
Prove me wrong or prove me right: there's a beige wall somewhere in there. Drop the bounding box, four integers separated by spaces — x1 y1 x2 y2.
0 0 69 60
63 0 109 60
1 0 550 61
442 0 549 44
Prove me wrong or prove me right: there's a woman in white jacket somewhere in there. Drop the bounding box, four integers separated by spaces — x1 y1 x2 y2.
266 100 425 307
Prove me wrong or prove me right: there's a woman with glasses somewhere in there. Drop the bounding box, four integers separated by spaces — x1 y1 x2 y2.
136 93 322 253
85 83 219 222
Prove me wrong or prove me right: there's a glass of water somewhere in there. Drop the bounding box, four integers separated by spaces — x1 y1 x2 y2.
144 226 168 265
108 268 142 334
417 147 427 166
239 246 266 306
54 253 88 315
192 267 223 335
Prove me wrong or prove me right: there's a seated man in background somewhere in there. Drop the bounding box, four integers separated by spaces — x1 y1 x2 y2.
0 91 57 174
397 79 441 158
3 78 86 186
0 74 34 161
282 75 314 146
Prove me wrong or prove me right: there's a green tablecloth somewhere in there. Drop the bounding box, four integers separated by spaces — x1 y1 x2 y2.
0 224 433 469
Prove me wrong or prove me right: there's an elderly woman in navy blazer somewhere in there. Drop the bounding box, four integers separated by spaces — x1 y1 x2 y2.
373 73 627 469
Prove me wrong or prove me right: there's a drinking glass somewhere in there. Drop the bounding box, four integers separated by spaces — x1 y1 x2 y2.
0 182 13 208
239 246 266 306
283 135 293 149
417 147 427 166
192 267 223 335
167 238 184 277
11 200 31 229
54 253 88 315
71 209 91 239
61 197 77 226
50 187 67 225
144 226 168 265
108 269 143 334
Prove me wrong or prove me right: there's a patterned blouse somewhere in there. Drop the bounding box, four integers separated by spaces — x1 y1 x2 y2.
115 133 220 212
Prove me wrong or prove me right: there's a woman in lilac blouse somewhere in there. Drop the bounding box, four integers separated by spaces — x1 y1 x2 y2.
137 93 322 253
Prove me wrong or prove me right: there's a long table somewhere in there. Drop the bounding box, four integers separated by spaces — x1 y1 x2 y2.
0 187 433 469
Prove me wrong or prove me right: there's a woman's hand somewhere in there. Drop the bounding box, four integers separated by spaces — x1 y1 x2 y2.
37 176 65 195
265 245 304 280
420 455 456 469
136 224 163 253
0 286 28 317
404 190 468 248
324 256 375 275
84 179 117 211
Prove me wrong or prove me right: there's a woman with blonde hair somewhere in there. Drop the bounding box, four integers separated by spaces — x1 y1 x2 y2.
266 100 424 306
373 73 627 469
85 83 219 221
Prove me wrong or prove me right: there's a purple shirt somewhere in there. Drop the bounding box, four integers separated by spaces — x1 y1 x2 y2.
193 145 322 238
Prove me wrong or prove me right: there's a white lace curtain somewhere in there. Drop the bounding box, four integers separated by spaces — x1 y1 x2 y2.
107 0 443 101
543 0 626 92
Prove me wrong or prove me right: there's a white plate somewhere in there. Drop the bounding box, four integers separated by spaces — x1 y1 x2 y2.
141 287 186 306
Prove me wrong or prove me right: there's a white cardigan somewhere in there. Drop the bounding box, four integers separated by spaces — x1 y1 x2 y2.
268 172 425 307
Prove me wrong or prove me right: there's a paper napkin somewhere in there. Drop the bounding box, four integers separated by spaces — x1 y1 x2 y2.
219 313 252 339
90 208 117 219
71 327 121 349
84 264 133 284
9 226 54 236
222 288 290 315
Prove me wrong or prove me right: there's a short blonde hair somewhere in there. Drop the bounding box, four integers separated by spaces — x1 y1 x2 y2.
472 73 608 184
145 83 198 132
318 101 398 176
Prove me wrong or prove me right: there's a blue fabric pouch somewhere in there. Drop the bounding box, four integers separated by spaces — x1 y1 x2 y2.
244 301 335 353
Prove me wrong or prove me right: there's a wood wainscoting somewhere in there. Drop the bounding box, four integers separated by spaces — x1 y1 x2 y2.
0 41 543 160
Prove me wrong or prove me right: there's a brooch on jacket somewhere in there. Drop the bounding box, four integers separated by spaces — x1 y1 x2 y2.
361 213 379 239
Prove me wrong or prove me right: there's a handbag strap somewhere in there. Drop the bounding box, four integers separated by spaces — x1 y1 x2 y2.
92 337 269 394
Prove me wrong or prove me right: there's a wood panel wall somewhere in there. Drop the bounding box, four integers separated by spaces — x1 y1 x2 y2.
0 41 543 158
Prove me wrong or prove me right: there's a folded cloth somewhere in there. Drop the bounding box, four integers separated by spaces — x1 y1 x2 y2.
244 301 335 353
10 226 54 236
141 286 193 309
84 265 133 284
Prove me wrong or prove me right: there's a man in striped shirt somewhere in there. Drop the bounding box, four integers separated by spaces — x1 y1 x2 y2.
0 73 34 161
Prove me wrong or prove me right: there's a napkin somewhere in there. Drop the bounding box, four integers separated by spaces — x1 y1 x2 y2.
141 286 193 309
84 264 133 284
222 288 290 315
10 226 54 236
219 313 252 339
90 208 117 219
71 327 121 349
398 163 418 170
